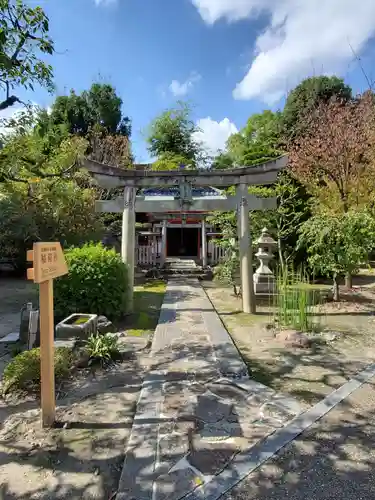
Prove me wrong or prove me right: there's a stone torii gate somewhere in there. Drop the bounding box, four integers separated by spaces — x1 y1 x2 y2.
84 156 287 314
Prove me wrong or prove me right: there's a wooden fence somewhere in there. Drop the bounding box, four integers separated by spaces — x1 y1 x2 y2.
136 240 226 266
136 244 158 266
208 241 227 265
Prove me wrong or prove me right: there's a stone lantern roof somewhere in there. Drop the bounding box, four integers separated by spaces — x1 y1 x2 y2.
255 228 277 247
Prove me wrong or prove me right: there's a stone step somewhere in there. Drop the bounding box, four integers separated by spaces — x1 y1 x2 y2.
163 270 204 277
165 266 198 272
165 258 197 268
165 264 198 268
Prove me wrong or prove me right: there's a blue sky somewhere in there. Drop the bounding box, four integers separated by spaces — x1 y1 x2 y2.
4 0 375 162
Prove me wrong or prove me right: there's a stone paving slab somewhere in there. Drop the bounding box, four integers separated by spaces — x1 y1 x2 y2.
116 279 302 500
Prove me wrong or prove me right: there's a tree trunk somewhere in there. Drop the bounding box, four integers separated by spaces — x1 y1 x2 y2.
278 238 285 274
332 273 340 301
345 272 353 289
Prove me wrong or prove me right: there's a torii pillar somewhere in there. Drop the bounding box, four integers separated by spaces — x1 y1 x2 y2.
122 186 136 312
237 183 255 314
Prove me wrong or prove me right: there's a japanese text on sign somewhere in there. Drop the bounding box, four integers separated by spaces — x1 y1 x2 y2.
30 242 68 283
40 245 59 279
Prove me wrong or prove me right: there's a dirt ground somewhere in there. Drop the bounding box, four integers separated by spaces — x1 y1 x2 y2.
0 279 166 500
205 274 375 410
0 346 147 500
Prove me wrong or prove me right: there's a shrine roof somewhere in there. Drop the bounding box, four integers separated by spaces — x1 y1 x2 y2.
139 186 226 200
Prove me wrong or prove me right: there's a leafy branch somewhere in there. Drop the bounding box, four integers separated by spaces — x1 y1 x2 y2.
0 0 54 110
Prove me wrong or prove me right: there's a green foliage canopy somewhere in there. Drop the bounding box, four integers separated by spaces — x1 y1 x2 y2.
0 117 104 269
48 83 131 138
249 172 311 270
282 76 352 140
226 110 283 166
151 151 193 171
147 102 203 167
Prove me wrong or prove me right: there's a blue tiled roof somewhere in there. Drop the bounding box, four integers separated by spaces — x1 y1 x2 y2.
140 186 222 197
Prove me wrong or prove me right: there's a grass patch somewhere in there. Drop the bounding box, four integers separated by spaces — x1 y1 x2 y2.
123 280 166 337
2 347 74 395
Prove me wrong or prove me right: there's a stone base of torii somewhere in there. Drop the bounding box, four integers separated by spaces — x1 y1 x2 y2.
84 156 287 314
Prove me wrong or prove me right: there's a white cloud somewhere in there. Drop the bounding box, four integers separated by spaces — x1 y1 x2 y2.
169 72 201 97
192 0 375 103
94 0 117 6
191 0 265 24
194 117 238 155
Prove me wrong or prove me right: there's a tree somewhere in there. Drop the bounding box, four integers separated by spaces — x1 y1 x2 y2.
298 211 375 301
0 113 87 184
211 151 233 170
151 152 192 171
49 84 131 138
0 0 54 110
249 171 311 272
207 206 237 241
226 110 283 166
210 110 309 270
0 178 103 271
146 102 203 166
209 110 284 241
0 128 103 270
282 76 352 140
83 83 131 137
48 92 88 136
37 83 133 166
290 92 375 287
289 92 375 214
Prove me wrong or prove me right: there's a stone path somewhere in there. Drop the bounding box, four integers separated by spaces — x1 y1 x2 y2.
116 279 302 500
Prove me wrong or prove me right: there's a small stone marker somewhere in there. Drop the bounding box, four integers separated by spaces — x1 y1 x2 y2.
27 242 68 428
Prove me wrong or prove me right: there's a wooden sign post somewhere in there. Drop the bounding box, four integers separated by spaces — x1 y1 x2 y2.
27 242 68 428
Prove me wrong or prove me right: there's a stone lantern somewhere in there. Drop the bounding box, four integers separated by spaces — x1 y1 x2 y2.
253 228 277 294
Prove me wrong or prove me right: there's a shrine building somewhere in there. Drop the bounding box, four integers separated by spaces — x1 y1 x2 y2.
135 186 226 267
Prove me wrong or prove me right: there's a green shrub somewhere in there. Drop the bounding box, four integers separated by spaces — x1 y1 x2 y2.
85 333 121 366
54 243 129 320
2 347 73 394
213 238 240 296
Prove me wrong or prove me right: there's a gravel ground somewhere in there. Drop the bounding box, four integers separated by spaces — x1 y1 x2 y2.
222 379 375 500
